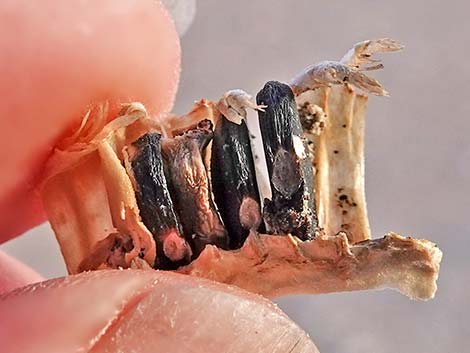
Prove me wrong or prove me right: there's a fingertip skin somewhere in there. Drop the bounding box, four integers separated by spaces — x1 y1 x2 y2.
0 0 181 241
0 270 318 353
0 251 43 295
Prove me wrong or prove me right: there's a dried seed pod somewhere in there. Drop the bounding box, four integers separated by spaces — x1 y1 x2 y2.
127 132 192 269
39 39 443 304
256 81 317 240
161 120 228 256
211 114 262 249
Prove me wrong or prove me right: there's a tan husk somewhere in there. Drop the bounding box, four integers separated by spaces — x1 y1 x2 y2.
41 104 159 274
179 232 442 300
298 85 371 243
40 39 441 300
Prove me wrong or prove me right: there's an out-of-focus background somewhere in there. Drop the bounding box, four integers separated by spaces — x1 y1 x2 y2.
2 1 469 352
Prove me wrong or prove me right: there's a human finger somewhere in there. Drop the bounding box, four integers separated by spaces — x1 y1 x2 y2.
0 270 318 353
0 250 43 294
0 0 180 241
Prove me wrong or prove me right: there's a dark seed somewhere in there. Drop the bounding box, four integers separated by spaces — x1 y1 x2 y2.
128 132 192 270
211 114 262 249
256 81 317 240
161 120 229 256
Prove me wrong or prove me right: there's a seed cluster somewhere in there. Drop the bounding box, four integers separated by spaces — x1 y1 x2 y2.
128 82 317 269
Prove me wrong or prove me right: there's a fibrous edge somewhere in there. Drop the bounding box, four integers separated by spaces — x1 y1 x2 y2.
180 232 442 300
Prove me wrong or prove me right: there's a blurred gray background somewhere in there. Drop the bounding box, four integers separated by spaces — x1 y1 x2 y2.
2 1 469 352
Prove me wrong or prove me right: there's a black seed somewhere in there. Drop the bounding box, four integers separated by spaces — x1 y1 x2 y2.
256 81 317 240
161 120 228 257
211 115 262 249
129 132 192 270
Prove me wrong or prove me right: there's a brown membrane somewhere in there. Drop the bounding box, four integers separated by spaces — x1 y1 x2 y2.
160 120 228 256
41 104 159 274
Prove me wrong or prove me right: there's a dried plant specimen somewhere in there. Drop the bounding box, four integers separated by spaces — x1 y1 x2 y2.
40 39 441 303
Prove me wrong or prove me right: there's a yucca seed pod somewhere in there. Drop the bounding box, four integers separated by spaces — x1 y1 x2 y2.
39 39 442 302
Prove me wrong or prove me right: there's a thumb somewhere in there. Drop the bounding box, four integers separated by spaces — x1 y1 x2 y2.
0 270 318 353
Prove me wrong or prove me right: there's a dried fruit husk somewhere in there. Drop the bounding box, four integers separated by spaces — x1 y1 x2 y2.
179 231 442 300
41 93 442 301
41 104 160 273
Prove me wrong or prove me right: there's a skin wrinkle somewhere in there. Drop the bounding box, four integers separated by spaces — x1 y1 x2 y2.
89 276 318 353
86 279 157 352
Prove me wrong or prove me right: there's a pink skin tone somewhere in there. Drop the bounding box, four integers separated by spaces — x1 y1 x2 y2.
0 270 318 353
0 0 180 240
0 0 179 288
0 1 317 351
